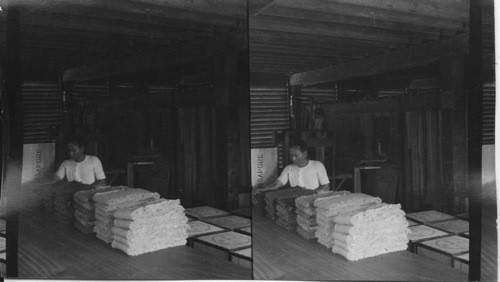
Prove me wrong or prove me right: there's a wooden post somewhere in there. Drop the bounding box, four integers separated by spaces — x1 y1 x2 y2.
397 95 408 210
288 84 302 130
1 5 23 223
214 44 241 210
6 214 18 277
126 163 134 188
440 56 467 215
353 166 361 193
468 0 484 280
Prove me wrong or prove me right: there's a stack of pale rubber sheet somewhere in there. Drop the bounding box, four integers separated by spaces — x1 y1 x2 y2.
254 191 270 217
93 188 160 243
275 197 298 230
53 182 92 225
111 199 190 256
73 186 127 234
332 203 409 260
294 191 350 239
314 193 382 249
264 188 315 220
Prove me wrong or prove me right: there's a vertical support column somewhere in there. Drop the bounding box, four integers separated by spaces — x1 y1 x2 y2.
237 49 251 208
57 81 73 164
0 7 21 277
440 56 467 215
397 94 408 210
214 44 239 210
468 0 484 280
6 214 18 277
288 84 301 130
1 6 23 217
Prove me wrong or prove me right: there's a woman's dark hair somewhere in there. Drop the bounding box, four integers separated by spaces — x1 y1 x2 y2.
289 139 308 153
67 135 86 148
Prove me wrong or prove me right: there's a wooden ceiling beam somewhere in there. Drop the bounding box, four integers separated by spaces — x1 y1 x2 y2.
20 26 190 47
250 42 381 57
263 6 465 35
17 5 240 31
62 30 245 82
249 29 407 50
250 45 369 59
250 17 438 44
251 61 342 71
126 0 246 19
325 0 468 20
289 33 468 86
251 59 343 70
250 0 278 17
11 0 246 19
250 16 436 45
270 0 466 30
21 12 228 40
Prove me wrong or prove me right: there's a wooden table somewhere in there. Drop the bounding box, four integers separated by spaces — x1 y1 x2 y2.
253 210 468 281
16 213 251 279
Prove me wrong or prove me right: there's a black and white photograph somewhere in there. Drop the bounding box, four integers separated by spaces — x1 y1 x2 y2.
0 0 496 281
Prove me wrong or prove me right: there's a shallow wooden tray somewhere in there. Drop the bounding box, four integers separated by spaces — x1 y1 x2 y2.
203 215 251 230
428 219 469 235
185 206 231 219
406 210 456 224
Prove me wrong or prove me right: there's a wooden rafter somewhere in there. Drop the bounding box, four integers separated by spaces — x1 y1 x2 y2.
10 0 246 19
250 16 437 45
62 30 246 82
269 0 466 30
289 33 468 86
250 0 278 17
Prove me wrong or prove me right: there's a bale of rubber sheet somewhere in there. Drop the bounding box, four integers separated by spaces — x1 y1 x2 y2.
313 193 382 249
110 199 189 256
331 203 409 261
92 188 159 243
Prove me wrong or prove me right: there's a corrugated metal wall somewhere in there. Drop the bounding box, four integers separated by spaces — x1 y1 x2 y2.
22 83 62 144
250 85 337 170
483 83 495 144
250 86 289 148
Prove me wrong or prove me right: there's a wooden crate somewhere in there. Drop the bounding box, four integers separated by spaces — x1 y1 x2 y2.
185 206 231 219
415 236 469 267
453 253 469 273
406 210 456 224
230 247 252 269
428 219 469 235
203 215 251 230
193 231 252 261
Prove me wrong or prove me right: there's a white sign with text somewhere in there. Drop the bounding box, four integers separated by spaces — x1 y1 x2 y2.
251 147 278 189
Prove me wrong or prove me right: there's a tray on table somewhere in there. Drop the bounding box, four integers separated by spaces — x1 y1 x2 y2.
415 235 469 267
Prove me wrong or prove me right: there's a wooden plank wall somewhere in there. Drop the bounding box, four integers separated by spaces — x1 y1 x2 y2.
97 96 222 209
325 105 449 213
404 110 443 212
178 107 218 208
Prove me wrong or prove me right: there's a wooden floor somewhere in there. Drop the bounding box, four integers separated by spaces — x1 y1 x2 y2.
480 195 497 281
252 210 468 281
16 213 251 279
